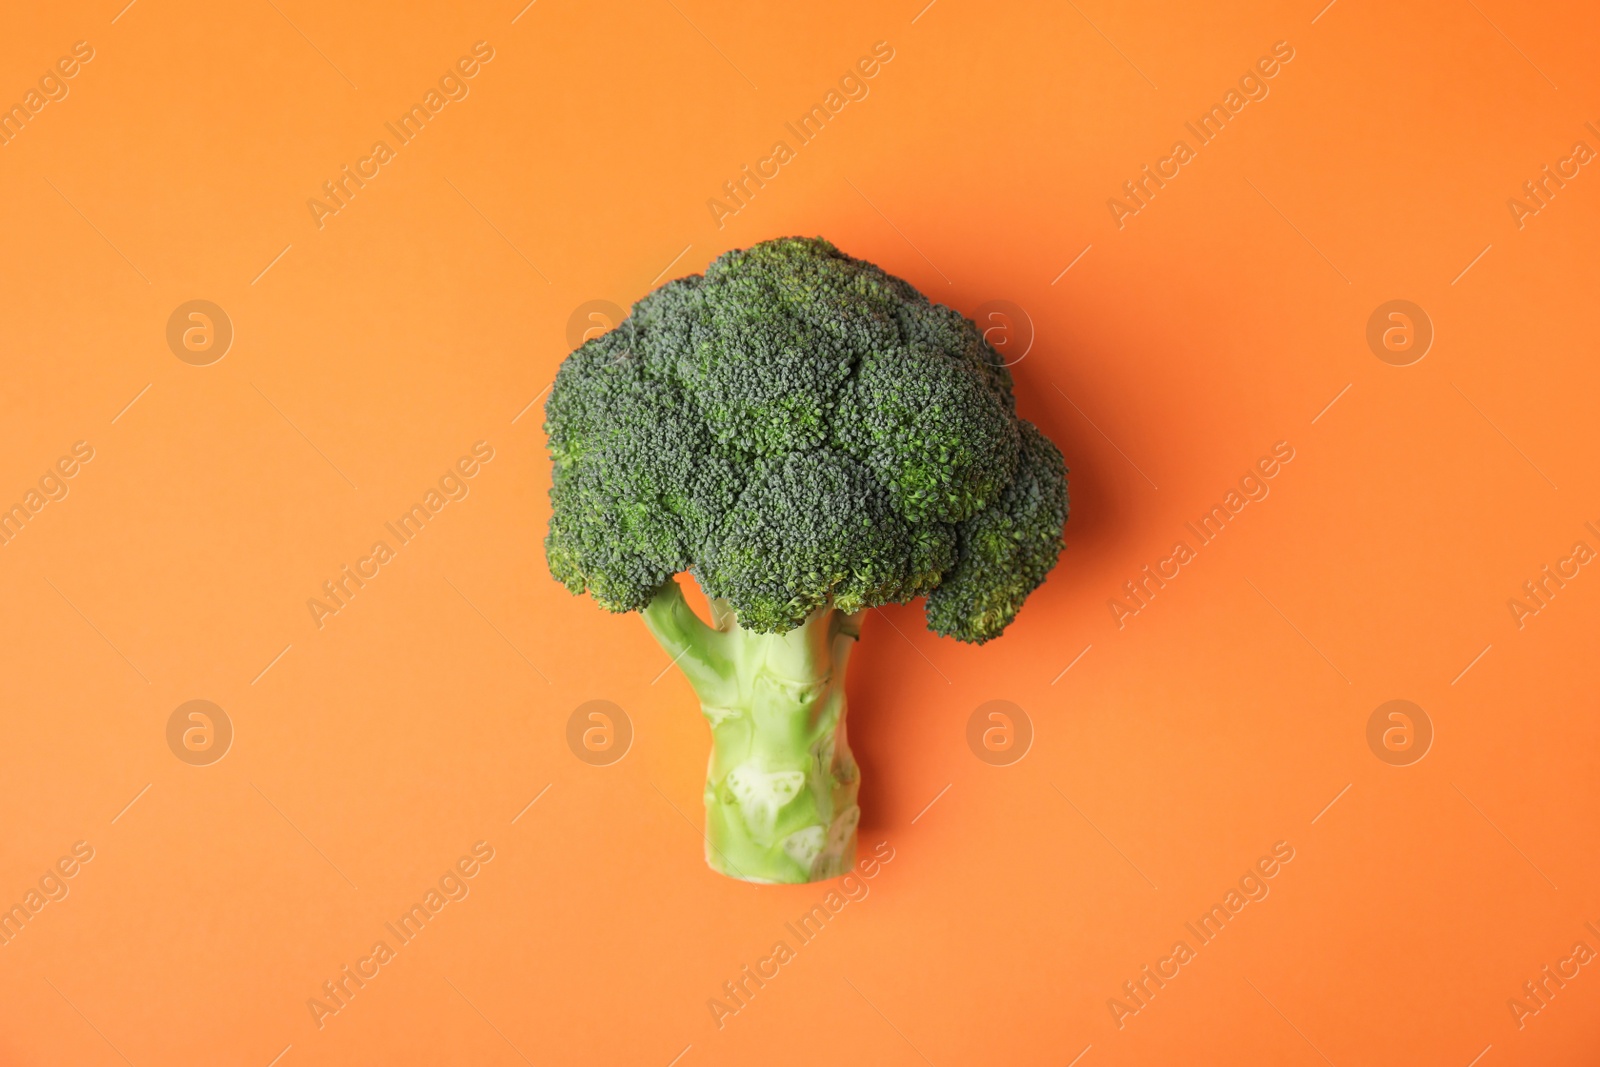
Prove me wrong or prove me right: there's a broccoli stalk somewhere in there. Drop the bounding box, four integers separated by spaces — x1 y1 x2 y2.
642 578 862 883
544 236 1068 883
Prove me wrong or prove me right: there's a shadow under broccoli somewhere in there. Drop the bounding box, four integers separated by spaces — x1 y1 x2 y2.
544 236 1068 883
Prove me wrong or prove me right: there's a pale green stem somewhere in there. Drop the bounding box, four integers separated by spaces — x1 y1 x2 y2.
642 579 861 884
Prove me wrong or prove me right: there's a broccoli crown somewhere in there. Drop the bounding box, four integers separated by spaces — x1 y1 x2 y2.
544 236 1068 643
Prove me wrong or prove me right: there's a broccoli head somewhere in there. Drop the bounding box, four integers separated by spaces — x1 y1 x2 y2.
544 235 1068 644
543 236 1069 882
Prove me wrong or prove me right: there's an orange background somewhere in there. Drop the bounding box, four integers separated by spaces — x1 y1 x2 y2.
2 0 1598 1064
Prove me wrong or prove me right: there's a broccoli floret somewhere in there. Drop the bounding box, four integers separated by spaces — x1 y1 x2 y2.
834 340 1020 524
696 448 934 632
925 419 1070 642
543 236 1068 884
545 340 736 611
544 235 1067 640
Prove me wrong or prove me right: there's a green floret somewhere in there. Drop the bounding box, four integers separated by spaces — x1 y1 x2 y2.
672 237 905 457
543 235 1068 641
545 342 738 612
925 420 1069 643
835 342 1019 524
895 298 1017 411
696 449 927 632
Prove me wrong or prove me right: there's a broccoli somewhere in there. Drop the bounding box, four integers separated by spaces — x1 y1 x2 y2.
544 236 1068 883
